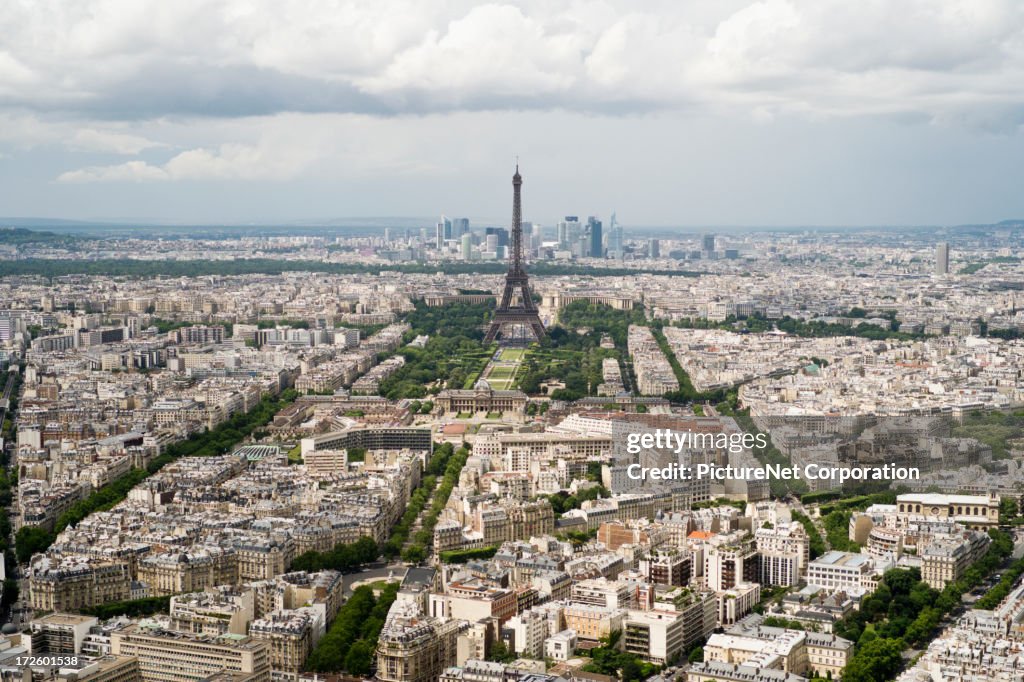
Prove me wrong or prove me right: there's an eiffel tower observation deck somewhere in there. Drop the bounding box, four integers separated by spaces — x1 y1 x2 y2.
484 164 546 345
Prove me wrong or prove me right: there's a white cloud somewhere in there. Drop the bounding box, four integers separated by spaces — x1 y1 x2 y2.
70 128 166 154
0 0 1022 123
57 160 170 183
57 139 315 183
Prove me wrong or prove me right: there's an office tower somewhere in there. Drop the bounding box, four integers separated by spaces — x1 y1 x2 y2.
587 216 603 258
384 227 393 242
485 227 509 248
484 164 545 343
556 220 568 247
608 212 623 260
485 233 498 252
702 233 716 257
461 233 473 260
648 238 660 259
452 217 469 238
441 216 453 239
558 216 579 249
419 227 428 245
435 222 445 249
936 242 950 275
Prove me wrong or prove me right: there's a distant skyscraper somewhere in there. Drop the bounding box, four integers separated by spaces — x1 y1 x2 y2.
452 217 469 238
485 227 509 248
435 222 445 249
461 232 473 260
936 242 950 275
648 238 660 259
607 212 623 260
557 216 579 250
702 233 716 256
384 227 392 242
587 216 603 258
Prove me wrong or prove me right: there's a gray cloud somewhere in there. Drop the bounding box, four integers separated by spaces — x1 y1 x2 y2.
1 0 1023 123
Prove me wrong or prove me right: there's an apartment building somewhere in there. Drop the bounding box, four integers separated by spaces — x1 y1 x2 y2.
754 523 810 587
920 531 991 589
28 557 131 612
137 547 238 596
623 610 687 665
250 611 316 681
640 548 692 587
377 601 470 682
170 588 255 636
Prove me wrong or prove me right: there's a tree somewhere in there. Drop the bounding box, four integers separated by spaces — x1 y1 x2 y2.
842 637 903 682
487 640 516 664
620 658 643 682
402 544 427 564
15 526 53 564
344 640 375 675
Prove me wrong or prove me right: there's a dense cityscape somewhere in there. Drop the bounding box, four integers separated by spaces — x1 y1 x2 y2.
1 178 1023 682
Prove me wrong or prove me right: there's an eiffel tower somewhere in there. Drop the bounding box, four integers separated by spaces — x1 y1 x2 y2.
484 164 546 344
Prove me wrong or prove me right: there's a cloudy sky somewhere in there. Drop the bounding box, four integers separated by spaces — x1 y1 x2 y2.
2 0 1024 226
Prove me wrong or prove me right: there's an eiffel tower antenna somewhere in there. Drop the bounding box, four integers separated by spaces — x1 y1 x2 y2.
484 162 545 344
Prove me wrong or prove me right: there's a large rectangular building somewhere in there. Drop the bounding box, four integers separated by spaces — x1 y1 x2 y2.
111 624 271 682
805 551 873 592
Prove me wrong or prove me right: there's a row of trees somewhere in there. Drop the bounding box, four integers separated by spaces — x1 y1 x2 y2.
716 404 808 497
4 257 697 280
672 312 925 342
381 443 458 560
401 445 471 563
305 583 399 675
0 440 19 607
976 533 1024 608
290 536 380 574
791 510 826 560
823 510 860 552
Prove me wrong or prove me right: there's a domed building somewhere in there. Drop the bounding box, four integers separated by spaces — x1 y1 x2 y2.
435 379 528 415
